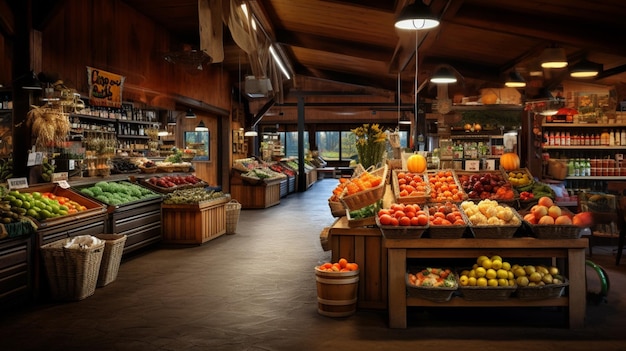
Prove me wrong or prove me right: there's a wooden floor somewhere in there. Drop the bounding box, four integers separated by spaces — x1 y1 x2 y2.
0 178 625 351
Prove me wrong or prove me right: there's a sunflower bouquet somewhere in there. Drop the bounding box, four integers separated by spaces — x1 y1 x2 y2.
351 123 387 169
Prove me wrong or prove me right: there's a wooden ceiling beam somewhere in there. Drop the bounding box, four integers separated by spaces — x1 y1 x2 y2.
450 5 626 57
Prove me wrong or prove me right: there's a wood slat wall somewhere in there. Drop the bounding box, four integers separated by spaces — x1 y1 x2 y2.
36 0 232 186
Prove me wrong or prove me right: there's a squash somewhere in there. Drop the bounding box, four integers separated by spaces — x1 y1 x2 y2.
500 152 520 171
407 154 427 173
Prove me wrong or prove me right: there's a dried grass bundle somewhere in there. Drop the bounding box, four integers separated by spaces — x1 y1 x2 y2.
27 105 70 149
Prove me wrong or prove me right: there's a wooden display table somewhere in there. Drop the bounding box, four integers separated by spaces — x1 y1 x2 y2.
327 217 387 310
230 172 281 209
384 237 588 329
161 197 229 245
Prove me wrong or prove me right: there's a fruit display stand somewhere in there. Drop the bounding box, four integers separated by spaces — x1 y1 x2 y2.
18 184 108 300
161 196 230 245
72 181 163 255
385 237 588 329
229 170 281 209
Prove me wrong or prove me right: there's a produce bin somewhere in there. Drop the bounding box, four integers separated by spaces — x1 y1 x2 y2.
73 181 163 255
162 196 230 244
41 236 105 301
94 234 127 287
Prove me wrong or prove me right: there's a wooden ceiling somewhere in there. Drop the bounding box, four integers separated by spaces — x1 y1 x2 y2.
29 0 626 121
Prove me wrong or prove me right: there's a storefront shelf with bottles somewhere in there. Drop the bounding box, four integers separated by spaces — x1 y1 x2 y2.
541 121 626 193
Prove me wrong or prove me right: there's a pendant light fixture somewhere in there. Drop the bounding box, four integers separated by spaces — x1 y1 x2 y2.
185 108 196 118
397 71 411 125
394 1 440 30
570 59 602 78
540 46 568 69
195 120 208 131
504 71 526 88
430 66 457 84
244 129 258 137
395 1 439 151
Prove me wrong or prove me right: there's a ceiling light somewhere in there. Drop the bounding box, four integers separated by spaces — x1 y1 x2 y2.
185 109 196 118
504 71 526 88
398 112 412 125
394 1 440 30
270 45 291 80
570 59 602 78
528 59 544 77
540 47 568 68
430 67 457 84
244 130 258 137
157 130 169 137
195 120 208 131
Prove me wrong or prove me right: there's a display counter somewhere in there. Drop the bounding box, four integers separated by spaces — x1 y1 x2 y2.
384 237 588 329
161 196 229 245
229 171 281 209
327 217 387 310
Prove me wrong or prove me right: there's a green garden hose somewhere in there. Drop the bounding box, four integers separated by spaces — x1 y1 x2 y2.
585 260 610 302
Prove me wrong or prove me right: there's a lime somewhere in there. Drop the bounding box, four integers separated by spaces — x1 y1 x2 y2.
58 210 68 216
26 209 38 218
10 199 22 207
21 201 31 209
31 191 42 199
9 190 19 197
40 209 52 219
59 205 68 211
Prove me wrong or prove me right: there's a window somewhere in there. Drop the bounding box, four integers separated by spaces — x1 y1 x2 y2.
284 131 309 157
316 131 339 161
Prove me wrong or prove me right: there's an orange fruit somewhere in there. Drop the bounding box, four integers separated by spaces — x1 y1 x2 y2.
338 258 348 268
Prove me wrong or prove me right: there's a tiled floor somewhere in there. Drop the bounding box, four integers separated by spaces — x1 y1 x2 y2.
0 178 625 351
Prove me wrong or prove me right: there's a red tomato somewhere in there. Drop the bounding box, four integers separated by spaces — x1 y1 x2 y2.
379 214 393 225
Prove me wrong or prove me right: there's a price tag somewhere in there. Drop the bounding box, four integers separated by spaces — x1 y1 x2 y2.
69 159 75 170
465 160 480 171
56 180 71 189
485 159 496 170
52 172 69 183
7 177 29 190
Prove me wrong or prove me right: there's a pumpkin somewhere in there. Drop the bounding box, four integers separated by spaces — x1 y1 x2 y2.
500 152 520 171
407 154 427 173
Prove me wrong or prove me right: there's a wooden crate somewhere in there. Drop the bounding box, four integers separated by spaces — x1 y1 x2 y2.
329 217 387 310
230 179 281 209
161 197 229 245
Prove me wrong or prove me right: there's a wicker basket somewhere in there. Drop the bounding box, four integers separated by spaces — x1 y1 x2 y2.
94 234 127 287
391 169 430 204
519 208 582 239
339 164 388 211
138 166 158 174
456 170 519 206
469 205 523 238
225 200 242 234
328 199 346 217
406 271 458 302
459 284 517 300
427 207 469 239
516 278 569 300
346 208 377 228
375 214 428 239
425 169 468 203
41 237 105 301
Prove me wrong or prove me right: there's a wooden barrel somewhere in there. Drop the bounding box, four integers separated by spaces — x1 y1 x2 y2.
315 267 359 317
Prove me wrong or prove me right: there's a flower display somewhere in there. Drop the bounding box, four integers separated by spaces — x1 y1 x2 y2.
351 123 387 169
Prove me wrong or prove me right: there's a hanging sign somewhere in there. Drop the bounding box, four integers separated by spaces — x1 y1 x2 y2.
87 66 125 108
